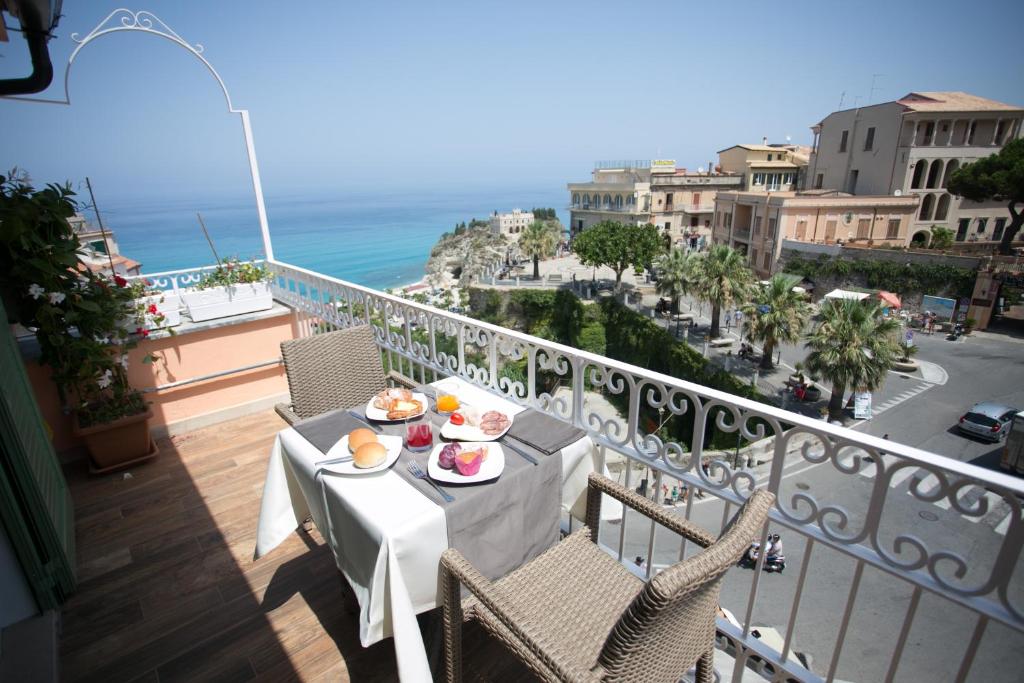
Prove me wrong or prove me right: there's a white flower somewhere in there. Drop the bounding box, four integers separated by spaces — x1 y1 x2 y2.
119 354 130 370
93 335 110 345
96 369 113 389
49 292 66 305
28 284 45 299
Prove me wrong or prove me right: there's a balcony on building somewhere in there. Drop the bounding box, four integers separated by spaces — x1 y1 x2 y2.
12 255 1024 682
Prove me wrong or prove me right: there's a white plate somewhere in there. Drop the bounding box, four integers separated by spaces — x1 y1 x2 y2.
427 442 505 484
318 434 403 475
440 411 513 442
364 392 428 422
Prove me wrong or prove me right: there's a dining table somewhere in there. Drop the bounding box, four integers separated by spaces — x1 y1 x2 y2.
255 377 621 682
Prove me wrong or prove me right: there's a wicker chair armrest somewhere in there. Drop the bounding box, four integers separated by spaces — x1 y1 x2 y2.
586 472 716 548
386 370 418 389
440 548 603 683
274 403 300 426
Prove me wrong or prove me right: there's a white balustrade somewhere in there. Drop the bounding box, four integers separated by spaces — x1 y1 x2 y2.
266 257 1024 682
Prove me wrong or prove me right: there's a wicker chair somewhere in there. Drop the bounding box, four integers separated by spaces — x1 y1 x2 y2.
274 325 408 425
441 473 775 683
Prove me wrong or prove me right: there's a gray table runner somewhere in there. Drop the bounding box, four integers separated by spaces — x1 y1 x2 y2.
293 400 579 582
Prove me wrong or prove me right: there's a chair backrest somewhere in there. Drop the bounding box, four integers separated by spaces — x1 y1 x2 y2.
280 325 387 420
596 489 775 682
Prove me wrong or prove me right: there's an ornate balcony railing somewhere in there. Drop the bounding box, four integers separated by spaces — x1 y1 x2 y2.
267 257 1024 682
122 260 265 296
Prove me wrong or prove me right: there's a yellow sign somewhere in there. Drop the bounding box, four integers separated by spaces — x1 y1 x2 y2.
651 159 676 174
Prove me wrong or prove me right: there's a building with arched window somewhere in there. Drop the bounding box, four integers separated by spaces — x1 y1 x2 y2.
807 91 1024 248
566 162 654 237
489 209 534 240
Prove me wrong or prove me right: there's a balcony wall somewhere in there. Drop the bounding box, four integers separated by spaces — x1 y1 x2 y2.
22 305 292 453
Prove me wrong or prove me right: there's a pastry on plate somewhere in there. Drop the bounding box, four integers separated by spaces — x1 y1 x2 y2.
372 387 413 410
386 399 424 420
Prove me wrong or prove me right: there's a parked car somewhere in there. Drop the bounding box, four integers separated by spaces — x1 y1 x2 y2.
958 402 1019 442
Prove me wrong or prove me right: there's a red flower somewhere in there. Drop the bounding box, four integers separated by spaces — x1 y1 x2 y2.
135 327 144 336
114 275 127 287
148 303 159 314
141 329 150 338
145 278 154 286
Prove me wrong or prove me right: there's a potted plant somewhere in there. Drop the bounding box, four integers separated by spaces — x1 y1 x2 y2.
181 257 273 322
130 278 181 330
0 175 158 472
892 338 920 372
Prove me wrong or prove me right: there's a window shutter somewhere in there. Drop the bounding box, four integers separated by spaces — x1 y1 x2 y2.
0 300 76 610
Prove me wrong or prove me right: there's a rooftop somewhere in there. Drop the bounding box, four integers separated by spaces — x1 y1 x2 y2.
897 91 1024 113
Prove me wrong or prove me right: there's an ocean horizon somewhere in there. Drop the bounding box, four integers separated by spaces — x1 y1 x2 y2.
99 187 569 290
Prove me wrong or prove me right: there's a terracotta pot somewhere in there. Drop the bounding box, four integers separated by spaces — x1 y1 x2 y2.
73 409 158 472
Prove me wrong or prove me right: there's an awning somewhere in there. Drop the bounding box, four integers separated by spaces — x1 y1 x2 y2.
878 291 901 308
824 289 869 301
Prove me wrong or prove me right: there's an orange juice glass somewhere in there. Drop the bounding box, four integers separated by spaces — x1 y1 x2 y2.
436 394 459 413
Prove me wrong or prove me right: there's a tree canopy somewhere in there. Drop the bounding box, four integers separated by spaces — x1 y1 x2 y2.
742 273 812 370
572 221 661 288
519 221 559 279
803 298 902 419
947 138 1024 254
690 244 754 338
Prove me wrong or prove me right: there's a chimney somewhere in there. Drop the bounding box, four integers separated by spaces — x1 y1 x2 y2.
762 136 768 146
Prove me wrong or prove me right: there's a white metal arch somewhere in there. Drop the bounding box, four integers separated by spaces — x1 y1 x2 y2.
1 8 275 259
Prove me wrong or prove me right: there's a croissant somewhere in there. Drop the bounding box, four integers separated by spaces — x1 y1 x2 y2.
386 399 424 420
373 388 413 410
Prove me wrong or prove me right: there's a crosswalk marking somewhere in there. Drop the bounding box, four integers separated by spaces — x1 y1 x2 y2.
871 382 934 417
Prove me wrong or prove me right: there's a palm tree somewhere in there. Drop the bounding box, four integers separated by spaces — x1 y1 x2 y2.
803 298 903 420
655 248 697 336
519 221 559 280
690 244 754 338
742 273 812 370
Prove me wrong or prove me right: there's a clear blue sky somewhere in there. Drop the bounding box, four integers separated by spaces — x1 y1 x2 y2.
2 0 1022 202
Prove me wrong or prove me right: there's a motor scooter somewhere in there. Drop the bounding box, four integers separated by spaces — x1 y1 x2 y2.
738 542 786 573
946 322 964 341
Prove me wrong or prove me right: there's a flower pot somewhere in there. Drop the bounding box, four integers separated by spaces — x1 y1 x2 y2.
73 409 158 473
138 293 181 330
181 281 272 322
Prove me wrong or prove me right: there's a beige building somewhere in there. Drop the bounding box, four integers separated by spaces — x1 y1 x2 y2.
806 91 1023 246
567 161 653 237
69 213 142 277
649 169 743 247
712 190 920 277
717 143 809 193
489 209 534 239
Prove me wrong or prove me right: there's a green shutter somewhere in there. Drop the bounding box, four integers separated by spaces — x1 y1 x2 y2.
0 299 76 609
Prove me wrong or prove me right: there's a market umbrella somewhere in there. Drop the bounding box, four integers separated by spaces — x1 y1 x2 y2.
878 291 901 308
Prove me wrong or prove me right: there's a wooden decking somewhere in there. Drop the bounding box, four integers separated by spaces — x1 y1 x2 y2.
59 410 534 682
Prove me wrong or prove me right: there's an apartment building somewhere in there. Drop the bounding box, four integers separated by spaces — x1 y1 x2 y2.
567 161 653 237
806 91 1023 246
489 209 534 239
717 142 810 193
649 168 743 247
712 190 919 278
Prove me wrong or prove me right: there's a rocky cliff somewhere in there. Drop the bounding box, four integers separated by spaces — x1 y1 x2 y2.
425 226 508 287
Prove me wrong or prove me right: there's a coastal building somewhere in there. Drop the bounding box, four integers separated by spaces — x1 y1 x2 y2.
69 213 142 277
649 168 743 247
806 91 1024 246
567 161 655 237
717 142 810 193
711 190 919 277
489 209 534 239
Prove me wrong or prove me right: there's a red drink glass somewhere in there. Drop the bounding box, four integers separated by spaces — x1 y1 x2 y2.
406 422 433 451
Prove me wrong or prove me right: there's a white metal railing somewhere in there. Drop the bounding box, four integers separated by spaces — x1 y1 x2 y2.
123 260 265 297
267 257 1024 682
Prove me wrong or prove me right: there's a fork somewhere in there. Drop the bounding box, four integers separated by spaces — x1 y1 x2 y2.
407 461 454 503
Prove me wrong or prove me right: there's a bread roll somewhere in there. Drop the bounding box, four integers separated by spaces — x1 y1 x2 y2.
353 441 387 469
348 428 378 452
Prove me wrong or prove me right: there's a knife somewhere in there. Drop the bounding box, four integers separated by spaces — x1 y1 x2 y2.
347 409 381 432
501 437 538 465
315 454 354 467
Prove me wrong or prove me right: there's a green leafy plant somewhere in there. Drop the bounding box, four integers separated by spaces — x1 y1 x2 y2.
0 173 151 427
742 274 812 370
948 138 1024 254
928 226 954 250
197 257 272 289
690 244 755 338
571 221 662 290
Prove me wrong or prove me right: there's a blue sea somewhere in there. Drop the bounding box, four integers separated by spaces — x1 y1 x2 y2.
101 187 568 290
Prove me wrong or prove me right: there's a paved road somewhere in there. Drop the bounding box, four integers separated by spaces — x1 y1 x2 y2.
600 326 1024 682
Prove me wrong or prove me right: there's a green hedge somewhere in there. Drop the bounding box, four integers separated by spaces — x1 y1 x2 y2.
782 254 976 298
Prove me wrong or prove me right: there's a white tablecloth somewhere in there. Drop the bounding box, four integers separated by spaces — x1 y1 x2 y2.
254 378 618 682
